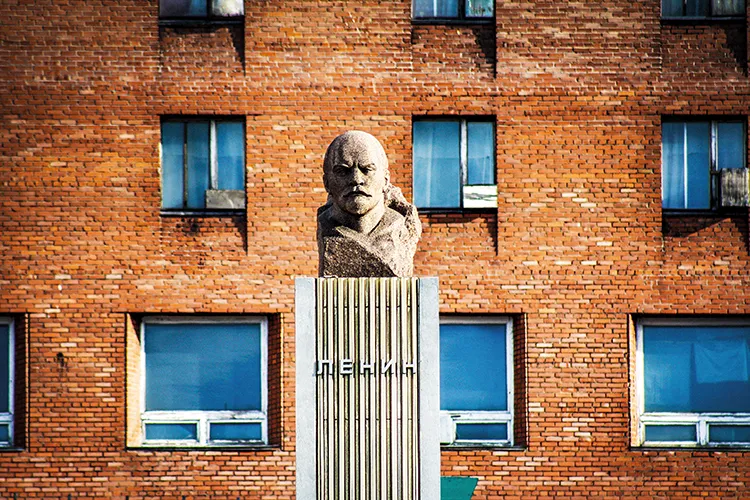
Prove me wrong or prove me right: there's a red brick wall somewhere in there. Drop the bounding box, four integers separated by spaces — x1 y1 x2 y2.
1 0 749 498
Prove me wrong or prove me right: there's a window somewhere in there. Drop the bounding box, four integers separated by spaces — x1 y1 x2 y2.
161 118 245 211
160 0 244 20
662 0 744 18
413 119 496 210
413 0 494 20
637 319 750 447
140 317 267 446
440 318 513 446
662 119 745 210
0 318 14 447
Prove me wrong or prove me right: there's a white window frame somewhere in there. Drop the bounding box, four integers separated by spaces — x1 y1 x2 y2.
661 118 746 210
0 317 13 448
413 117 497 210
440 316 513 447
636 318 750 448
160 117 246 211
140 316 268 447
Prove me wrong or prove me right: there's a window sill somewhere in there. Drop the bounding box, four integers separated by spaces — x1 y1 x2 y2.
662 208 746 217
419 207 496 215
127 444 277 452
633 444 750 452
159 18 244 27
661 16 745 24
160 210 245 218
0 447 23 452
442 444 524 451
412 18 494 26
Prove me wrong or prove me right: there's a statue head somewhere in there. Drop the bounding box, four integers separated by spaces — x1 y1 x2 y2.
323 131 390 217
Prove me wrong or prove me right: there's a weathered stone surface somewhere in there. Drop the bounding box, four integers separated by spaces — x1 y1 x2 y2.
317 131 421 277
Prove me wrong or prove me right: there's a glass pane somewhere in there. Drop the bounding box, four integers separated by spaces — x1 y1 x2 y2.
686 0 710 15
710 425 750 443
212 0 244 16
717 122 745 170
713 0 744 16
0 424 8 443
0 325 9 414
686 122 710 209
440 323 508 411
645 425 697 442
466 0 494 17
413 0 459 18
145 423 197 440
210 422 262 441
662 122 686 209
145 322 262 411
160 0 207 17
456 423 507 441
643 325 750 413
216 122 245 191
413 121 461 208
467 122 495 185
662 0 684 16
186 122 210 209
161 122 185 209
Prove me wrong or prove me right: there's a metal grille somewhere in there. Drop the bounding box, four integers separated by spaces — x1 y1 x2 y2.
315 277 419 500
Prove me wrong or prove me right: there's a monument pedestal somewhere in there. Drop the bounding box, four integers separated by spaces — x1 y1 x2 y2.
296 277 440 500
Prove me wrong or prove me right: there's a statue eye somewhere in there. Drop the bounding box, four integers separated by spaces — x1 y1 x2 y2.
333 164 350 175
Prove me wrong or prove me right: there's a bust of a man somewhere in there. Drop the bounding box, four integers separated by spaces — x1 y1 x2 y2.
317 131 421 277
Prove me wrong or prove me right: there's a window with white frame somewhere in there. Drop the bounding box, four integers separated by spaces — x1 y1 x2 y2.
637 319 750 447
440 317 513 446
413 118 496 210
140 317 267 446
662 118 746 210
161 118 245 211
0 318 14 447
662 0 744 18
413 0 494 20
160 0 244 20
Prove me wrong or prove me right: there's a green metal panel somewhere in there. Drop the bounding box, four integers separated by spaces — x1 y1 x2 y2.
441 477 478 500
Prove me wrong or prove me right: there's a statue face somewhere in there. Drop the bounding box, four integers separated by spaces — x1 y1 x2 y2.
325 138 388 216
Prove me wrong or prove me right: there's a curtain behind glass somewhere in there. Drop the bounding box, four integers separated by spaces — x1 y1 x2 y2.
413 121 461 208
186 123 210 209
466 0 493 17
662 122 685 209
161 122 185 209
145 323 262 412
212 0 244 16
717 122 745 170
467 122 495 185
685 122 710 209
440 323 507 411
714 0 745 16
662 0 684 16
0 326 8 414
216 122 245 191
644 325 750 413
686 0 711 15
413 0 459 18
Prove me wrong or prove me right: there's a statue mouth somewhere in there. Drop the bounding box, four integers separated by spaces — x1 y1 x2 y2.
345 190 370 198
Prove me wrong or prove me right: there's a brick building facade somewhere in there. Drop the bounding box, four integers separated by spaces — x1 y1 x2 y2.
1 0 750 498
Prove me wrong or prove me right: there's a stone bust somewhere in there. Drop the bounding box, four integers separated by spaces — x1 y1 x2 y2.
317 131 421 277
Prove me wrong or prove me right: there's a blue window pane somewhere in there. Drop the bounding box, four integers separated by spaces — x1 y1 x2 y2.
717 122 745 170
161 122 185 209
662 122 686 209
685 122 710 209
0 424 9 443
643 325 750 413
186 123 210 209
145 423 197 441
0 325 9 414
710 425 750 443
456 423 507 441
145 323 262 412
466 0 493 17
413 0 459 18
685 0 710 16
662 0 684 16
645 425 697 442
467 122 494 185
160 0 207 17
216 122 245 191
440 323 508 411
210 422 262 441
413 121 461 208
